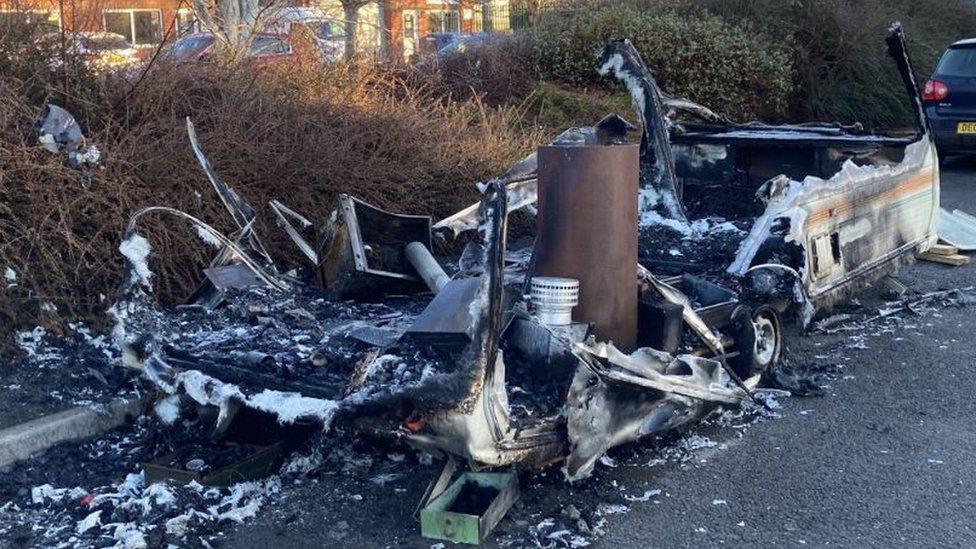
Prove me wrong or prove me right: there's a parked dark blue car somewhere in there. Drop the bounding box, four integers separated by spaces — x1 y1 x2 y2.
925 38 976 160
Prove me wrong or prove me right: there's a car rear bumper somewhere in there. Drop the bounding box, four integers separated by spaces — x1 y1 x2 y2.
927 108 976 154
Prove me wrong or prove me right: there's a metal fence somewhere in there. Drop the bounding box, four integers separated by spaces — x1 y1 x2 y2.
470 0 569 34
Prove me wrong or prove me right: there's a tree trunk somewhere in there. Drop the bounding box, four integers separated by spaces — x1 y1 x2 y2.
376 0 388 60
343 2 359 60
190 0 265 60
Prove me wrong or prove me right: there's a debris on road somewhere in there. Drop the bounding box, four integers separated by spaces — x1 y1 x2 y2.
938 208 976 251
917 250 970 266
142 440 285 487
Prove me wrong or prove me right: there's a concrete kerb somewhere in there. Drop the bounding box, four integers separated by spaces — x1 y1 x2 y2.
0 397 145 469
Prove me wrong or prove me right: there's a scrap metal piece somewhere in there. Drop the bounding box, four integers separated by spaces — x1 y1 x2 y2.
142 441 283 487
405 277 482 347
319 194 433 297
639 265 725 358
564 340 757 481
406 241 451 293
598 39 687 224
186 118 274 267
434 177 537 236
885 22 928 137
269 199 319 265
663 96 730 125
938 209 976 251
124 207 286 292
576 341 754 405
348 325 402 348
399 182 571 465
203 264 268 291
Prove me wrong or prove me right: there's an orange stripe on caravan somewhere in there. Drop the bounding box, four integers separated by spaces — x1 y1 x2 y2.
805 171 934 227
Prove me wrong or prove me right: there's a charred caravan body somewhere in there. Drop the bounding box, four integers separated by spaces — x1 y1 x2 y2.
114 25 938 481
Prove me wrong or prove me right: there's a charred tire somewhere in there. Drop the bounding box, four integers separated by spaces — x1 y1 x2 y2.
730 305 783 379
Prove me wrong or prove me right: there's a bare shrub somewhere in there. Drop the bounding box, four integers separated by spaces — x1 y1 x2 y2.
0 44 540 337
429 35 540 106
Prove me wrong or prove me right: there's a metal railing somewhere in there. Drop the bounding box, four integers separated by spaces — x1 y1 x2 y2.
468 0 569 34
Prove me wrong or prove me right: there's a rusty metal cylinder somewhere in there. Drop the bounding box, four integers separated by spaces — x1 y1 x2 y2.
534 144 639 350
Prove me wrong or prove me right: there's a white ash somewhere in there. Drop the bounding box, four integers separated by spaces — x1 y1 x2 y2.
118 233 153 289
595 503 629 516
195 225 224 248
153 395 181 425
15 327 60 362
174 369 341 428
76 510 102 534
623 489 661 502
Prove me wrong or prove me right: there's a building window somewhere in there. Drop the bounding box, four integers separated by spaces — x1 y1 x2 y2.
175 8 198 37
0 9 61 31
427 10 459 34
103 9 162 46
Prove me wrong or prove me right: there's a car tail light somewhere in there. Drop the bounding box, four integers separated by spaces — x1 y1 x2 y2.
922 79 949 102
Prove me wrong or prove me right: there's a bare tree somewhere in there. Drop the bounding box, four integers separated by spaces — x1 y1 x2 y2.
340 0 371 60
376 0 388 60
189 0 278 58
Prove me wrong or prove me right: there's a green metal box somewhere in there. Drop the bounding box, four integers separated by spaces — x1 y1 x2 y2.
420 471 519 545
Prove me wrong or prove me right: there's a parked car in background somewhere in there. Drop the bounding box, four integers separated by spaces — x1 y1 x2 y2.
161 32 215 63
425 32 460 54
924 38 976 160
162 32 316 66
47 31 139 70
263 7 345 61
436 33 504 57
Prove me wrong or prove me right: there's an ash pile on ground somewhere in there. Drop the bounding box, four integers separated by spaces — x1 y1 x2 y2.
638 217 751 278
0 408 294 548
0 323 137 429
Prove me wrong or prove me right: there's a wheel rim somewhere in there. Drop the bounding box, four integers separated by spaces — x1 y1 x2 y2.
753 315 777 368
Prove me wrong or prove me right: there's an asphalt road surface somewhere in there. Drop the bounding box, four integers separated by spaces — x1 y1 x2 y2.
222 159 976 549
598 159 976 548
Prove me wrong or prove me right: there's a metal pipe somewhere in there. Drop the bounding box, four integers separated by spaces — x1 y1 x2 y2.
535 144 639 350
406 241 450 294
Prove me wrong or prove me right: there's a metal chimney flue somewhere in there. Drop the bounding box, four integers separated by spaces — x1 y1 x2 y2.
533 143 639 350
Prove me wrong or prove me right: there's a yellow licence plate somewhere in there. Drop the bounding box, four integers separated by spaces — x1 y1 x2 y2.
957 122 976 134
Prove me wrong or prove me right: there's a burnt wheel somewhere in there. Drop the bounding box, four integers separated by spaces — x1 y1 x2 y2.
730 305 782 378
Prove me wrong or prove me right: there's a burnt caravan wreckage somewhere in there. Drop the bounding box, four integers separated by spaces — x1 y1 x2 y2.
112 25 938 482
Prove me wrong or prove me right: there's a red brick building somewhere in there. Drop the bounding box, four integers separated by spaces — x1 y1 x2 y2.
0 0 192 48
0 0 515 59
384 0 511 59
